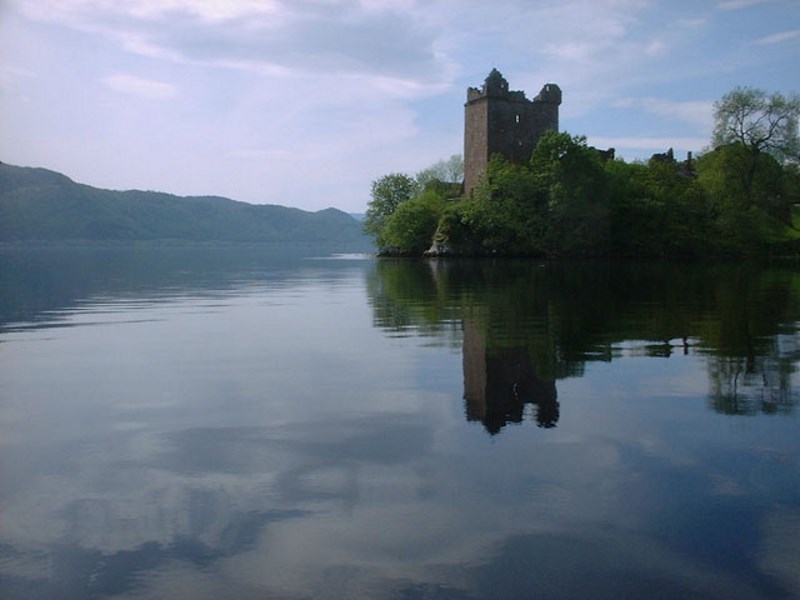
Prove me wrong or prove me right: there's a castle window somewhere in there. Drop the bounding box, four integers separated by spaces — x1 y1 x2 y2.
515 114 520 124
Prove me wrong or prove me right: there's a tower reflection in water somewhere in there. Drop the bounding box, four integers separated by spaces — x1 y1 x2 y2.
463 317 558 434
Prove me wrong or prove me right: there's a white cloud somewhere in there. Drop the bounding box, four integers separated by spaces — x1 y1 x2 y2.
0 64 36 104
534 1 642 65
13 0 448 89
645 39 668 56
757 30 800 45
17 0 283 23
613 97 714 128
103 74 178 99
0 64 36 83
588 136 709 158
676 18 707 27
717 0 772 9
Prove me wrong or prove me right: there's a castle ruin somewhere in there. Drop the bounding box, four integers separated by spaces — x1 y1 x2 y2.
464 69 561 194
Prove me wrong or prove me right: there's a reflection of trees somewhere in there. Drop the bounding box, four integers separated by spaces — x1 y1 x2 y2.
705 320 800 415
366 259 800 427
708 350 797 415
695 265 800 415
366 259 463 347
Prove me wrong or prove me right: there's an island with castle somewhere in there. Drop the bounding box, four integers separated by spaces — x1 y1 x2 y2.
364 69 798 259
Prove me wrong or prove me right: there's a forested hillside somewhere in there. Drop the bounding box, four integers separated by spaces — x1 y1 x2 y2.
0 162 373 249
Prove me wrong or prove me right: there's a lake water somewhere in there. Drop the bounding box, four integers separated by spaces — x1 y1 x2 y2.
1 247 798 599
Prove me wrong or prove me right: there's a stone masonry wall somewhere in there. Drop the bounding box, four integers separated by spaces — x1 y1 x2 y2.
464 70 561 194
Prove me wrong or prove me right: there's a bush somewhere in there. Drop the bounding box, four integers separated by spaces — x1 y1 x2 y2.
381 190 444 254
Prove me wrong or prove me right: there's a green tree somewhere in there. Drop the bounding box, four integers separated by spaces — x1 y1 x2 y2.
460 155 544 255
436 134 615 257
696 146 789 253
381 189 445 254
415 154 464 192
712 86 800 208
606 160 656 255
635 156 710 256
785 162 800 229
363 172 418 248
530 132 612 256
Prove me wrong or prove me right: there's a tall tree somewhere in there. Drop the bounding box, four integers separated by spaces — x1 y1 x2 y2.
713 87 800 158
712 86 800 207
363 172 418 248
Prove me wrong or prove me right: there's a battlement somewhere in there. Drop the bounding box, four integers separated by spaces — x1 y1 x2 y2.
464 70 562 194
534 83 562 105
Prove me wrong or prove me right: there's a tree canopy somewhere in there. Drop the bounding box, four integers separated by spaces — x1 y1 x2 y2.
712 86 800 161
362 172 418 249
362 159 463 253
711 87 800 210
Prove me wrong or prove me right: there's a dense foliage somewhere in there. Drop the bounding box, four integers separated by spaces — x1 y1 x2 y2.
364 88 800 258
362 172 418 250
369 142 800 257
0 163 373 248
364 170 462 255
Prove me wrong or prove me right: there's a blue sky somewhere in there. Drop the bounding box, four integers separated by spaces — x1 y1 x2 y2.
1 0 798 212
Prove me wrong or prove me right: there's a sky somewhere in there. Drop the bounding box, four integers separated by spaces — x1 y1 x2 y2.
1 0 798 213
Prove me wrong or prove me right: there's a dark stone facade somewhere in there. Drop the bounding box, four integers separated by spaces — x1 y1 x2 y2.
464 69 561 194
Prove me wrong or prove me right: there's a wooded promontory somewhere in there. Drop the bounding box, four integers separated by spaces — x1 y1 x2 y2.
364 76 800 258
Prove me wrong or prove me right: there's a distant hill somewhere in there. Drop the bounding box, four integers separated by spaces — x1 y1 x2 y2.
0 162 373 249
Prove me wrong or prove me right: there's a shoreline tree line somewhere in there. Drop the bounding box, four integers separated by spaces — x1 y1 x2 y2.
364 87 800 258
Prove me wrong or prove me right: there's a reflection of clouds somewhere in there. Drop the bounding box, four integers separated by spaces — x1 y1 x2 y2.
709 474 746 496
223 441 726 596
0 412 705 598
2 412 790 599
1 413 435 553
115 564 239 600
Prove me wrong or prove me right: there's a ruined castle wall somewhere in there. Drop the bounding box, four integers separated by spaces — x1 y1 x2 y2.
464 72 561 195
464 97 489 194
487 96 540 166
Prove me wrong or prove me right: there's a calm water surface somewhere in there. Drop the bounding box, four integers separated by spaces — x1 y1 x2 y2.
1 247 798 599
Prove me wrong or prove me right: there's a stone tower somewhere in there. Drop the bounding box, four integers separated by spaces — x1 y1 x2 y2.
464 69 561 194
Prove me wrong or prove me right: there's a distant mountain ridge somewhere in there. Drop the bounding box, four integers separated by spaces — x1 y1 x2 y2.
0 162 373 249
